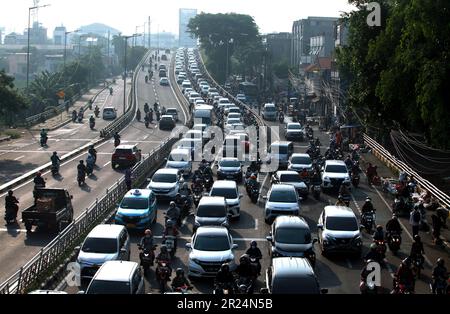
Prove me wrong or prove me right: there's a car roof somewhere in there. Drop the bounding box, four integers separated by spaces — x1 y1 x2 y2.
291 153 311 159
122 189 152 199
270 184 296 192
272 257 315 278
212 180 238 189
324 160 346 166
116 145 136 150
88 224 125 239
93 261 138 282
324 205 357 218
274 216 309 229
154 168 179 175
198 196 226 206
195 226 229 237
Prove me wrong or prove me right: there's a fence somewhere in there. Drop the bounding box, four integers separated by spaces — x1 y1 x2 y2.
364 134 450 209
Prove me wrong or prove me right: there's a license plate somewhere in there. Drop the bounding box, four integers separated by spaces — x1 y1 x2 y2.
126 223 136 228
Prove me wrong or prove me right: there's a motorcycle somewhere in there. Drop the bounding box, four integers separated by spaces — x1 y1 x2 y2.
163 235 177 259
312 184 321 200
89 120 95 130
387 232 402 254
156 260 172 294
361 211 375 233
138 244 156 275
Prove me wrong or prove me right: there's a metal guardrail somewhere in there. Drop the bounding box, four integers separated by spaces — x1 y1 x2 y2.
0 53 152 294
364 134 450 209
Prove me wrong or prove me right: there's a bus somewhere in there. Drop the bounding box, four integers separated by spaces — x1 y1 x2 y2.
238 82 258 103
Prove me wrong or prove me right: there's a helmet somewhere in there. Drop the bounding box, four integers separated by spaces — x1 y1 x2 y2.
250 240 257 248
239 254 250 264
144 229 152 236
160 245 168 253
176 268 184 276
220 263 230 272
437 258 445 266
169 201 176 207
414 235 421 242
370 243 377 250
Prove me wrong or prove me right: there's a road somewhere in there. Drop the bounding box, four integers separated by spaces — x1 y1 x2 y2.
0 81 127 185
0 50 189 284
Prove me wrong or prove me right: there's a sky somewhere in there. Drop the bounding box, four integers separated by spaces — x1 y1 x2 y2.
0 0 356 36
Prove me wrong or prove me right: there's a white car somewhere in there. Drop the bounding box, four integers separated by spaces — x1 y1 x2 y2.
186 226 238 278
321 160 351 190
146 168 183 200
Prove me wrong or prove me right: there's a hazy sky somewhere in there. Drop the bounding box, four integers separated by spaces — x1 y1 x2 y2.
1 0 356 36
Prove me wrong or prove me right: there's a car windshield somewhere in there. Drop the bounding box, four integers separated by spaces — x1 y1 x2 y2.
82 238 117 254
86 280 130 294
272 277 319 294
326 217 358 231
269 189 297 203
288 124 302 130
325 165 348 173
169 154 189 162
152 173 176 183
279 174 302 182
194 235 230 251
220 160 240 167
291 156 311 165
210 187 238 199
275 227 311 244
196 205 226 218
120 198 148 210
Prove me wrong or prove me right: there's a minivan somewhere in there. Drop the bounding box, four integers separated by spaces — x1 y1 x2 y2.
194 196 229 232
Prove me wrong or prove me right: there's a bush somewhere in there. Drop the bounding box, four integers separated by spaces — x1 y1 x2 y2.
3 129 21 139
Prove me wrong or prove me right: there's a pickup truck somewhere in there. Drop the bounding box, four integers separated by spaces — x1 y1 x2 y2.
22 189 74 233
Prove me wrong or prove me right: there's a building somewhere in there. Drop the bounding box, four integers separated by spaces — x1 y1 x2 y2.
53 26 66 46
179 8 197 48
291 16 338 70
265 32 292 64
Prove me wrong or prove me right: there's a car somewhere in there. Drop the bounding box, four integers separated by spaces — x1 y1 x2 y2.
288 153 313 172
166 148 192 175
194 196 229 231
209 181 242 219
266 216 316 266
271 171 309 198
264 184 301 224
111 144 141 169
102 107 117 120
321 160 351 190
159 77 169 86
261 257 327 294
159 115 176 131
83 261 144 294
284 123 304 141
216 157 243 182
165 108 179 122
262 103 278 121
267 141 294 170
185 226 238 278
115 189 158 230
77 224 130 284
146 168 182 200
317 205 363 256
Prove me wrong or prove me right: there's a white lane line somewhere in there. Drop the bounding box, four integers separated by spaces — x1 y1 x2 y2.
255 219 258 231
103 161 111 167
14 155 25 161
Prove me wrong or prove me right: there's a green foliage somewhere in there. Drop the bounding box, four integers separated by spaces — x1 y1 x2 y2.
337 0 450 149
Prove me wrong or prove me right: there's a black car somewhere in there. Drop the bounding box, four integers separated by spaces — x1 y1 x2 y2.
159 115 176 131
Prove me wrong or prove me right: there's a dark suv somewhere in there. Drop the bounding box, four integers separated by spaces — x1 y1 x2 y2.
112 145 141 169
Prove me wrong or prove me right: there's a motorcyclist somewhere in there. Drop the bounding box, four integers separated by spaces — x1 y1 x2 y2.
394 258 415 292
386 215 402 238
245 241 262 276
373 225 385 242
409 235 425 268
361 197 375 214
136 108 141 121
163 219 179 252
431 258 448 294
5 190 19 223
215 263 235 292
171 268 192 291
335 195 347 206
166 201 181 226
139 229 155 266
50 152 61 170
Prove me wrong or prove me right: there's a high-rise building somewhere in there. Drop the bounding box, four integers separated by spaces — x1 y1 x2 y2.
179 8 197 48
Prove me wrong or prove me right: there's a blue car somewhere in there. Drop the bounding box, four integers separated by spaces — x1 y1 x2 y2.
115 189 157 230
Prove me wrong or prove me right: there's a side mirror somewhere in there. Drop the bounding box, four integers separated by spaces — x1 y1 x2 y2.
321 288 329 294
317 224 324 230
185 243 192 250
266 236 273 242
260 288 269 294
232 244 238 250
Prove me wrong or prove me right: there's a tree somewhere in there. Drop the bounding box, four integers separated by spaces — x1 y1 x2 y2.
0 70 28 126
